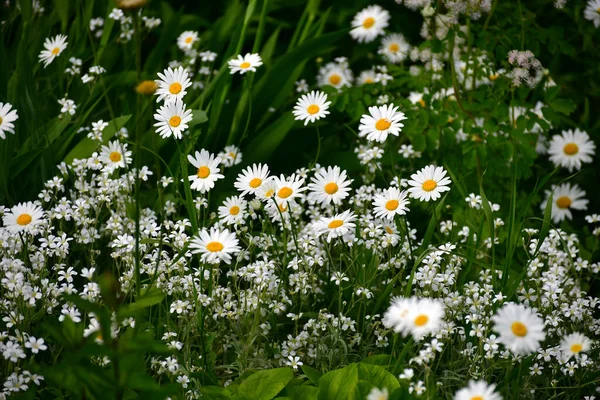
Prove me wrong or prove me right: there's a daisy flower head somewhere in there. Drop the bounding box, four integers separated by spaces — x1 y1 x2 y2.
373 187 409 220
228 53 263 75
357 69 378 86
379 33 410 63
218 196 247 226
155 66 192 104
272 173 307 207
491 303 546 355
218 145 243 167
547 128 595 172
313 210 357 242
292 91 331 126
367 387 389 400
39 34 68 67
234 163 271 197
454 381 502 400
584 0 600 27
187 149 225 193
541 183 588 224
408 91 426 108
154 98 193 140
358 104 407 143
256 178 278 202
177 30 199 52
350 5 390 43
100 141 132 170
0 102 18 139
317 62 353 90
407 165 452 202
3 202 45 234
560 332 592 359
383 297 445 341
307 166 353 206
189 227 241 264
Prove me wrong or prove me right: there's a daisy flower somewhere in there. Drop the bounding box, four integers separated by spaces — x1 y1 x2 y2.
317 62 353 90
2 202 45 234
272 174 307 207
0 102 18 139
218 196 247 226
313 210 357 242
454 381 502 400
177 30 199 52
154 98 193 139
408 92 426 108
155 66 192 104
491 303 546 355
541 183 588 224
407 165 452 202
547 129 595 172
39 34 68 67
234 163 271 197
584 0 600 27
560 332 592 359
307 166 353 206
379 33 410 63
256 178 278 202
373 187 409 220
228 53 263 75
358 104 407 143
187 149 224 193
367 387 389 400
350 5 390 43
100 141 132 169
383 297 445 341
218 145 242 167
357 69 378 86
189 227 241 264
292 91 331 126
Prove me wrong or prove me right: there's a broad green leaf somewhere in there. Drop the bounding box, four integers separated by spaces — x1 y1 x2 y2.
236 367 293 400
549 98 576 115
317 363 360 400
357 364 400 393
301 365 322 386
244 113 295 163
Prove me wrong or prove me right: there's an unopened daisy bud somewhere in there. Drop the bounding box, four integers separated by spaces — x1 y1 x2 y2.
250 199 262 210
117 0 147 10
136 80 158 95
422 6 435 17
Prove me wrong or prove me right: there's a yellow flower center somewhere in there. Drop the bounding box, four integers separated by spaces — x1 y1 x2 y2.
362 17 375 28
197 166 210 179
385 226 393 234
240 62 251 69
414 314 429 326
324 182 338 195
511 321 528 337
328 74 341 85
229 206 240 215
385 200 399 211
328 219 343 229
109 152 122 162
249 178 262 188
418 99 426 107
206 241 224 252
16 214 32 226
364 78 374 84
279 203 288 212
265 189 274 197
388 43 399 52
563 143 579 155
489 74 499 81
375 119 391 131
278 187 293 199
0 117 3 124
185 36 193 44
556 196 572 209
169 82 182 94
422 179 437 192
597 7 600 13
135 80 158 95
169 116 181 127
471 397 484 400
570 343 583 353
307 104 320 115
51 47 60 55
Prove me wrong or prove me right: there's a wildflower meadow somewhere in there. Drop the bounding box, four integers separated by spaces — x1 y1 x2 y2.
1 0 600 399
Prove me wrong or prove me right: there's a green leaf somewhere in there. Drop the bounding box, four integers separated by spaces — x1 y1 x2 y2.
301 365 322 386
117 287 165 318
200 386 233 400
318 363 360 400
244 113 295 163
63 115 131 164
236 368 293 400
357 364 400 393
549 98 576 115
189 109 209 127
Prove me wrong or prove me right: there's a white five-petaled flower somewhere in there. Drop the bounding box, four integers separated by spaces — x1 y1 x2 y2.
228 53 263 75
0 102 18 139
155 66 192 104
292 91 331 125
187 149 225 193
189 227 241 264
358 104 407 143
39 34 68 67
350 5 390 43
407 165 452 202
2 202 45 234
154 98 193 139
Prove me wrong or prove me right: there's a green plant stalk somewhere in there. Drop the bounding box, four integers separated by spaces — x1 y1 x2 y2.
133 11 143 298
